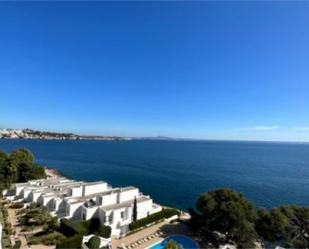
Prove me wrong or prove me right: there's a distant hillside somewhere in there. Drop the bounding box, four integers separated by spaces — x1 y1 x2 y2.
0 128 129 141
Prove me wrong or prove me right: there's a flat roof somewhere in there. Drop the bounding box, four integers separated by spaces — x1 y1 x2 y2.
101 196 151 211
68 190 110 204
15 182 31 187
120 186 137 192
98 186 137 197
51 181 83 189
84 181 107 186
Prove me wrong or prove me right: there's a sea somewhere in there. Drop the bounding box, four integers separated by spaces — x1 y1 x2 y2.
0 139 308 210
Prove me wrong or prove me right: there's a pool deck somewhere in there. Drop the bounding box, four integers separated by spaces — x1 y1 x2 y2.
112 220 191 249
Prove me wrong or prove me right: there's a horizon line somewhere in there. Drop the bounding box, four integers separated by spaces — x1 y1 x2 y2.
1 126 309 144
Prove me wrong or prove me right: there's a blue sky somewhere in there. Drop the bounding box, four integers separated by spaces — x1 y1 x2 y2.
0 2 309 141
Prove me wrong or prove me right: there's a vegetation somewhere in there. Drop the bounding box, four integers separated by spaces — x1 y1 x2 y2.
10 202 24 209
12 240 21 249
190 188 309 249
190 188 256 248
86 236 101 249
163 240 184 249
59 218 111 238
0 202 12 248
0 148 45 191
57 218 111 249
129 208 180 231
13 204 63 246
56 234 83 249
28 231 66 245
132 196 137 222
256 205 309 248
19 206 57 229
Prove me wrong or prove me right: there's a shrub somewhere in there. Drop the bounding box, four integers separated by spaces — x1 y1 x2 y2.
16 208 26 216
97 224 111 238
193 188 257 248
86 236 101 249
28 203 40 209
4 221 13 235
11 202 24 209
59 218 111 238
129 208 179 231
56 234 83 249
29 231 66 245
12 240 21 249
59 218 80 237
19 207 53 227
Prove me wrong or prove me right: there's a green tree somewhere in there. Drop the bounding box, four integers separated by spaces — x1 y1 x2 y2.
255 208 288 241
0 148 46 185
280 206 309 248
194 188 257 248
0 151 10 189
163 240 184 249
10 148 34 167
256 205 309 248
86 236 101 249
9 148 34 183
132 196 137 222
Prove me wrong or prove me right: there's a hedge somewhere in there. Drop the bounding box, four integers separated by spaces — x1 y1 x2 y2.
12 240 21 249
59 218 111 238
59 219 80 237
86 236 101 249
10 202 24 209
56 234 83 249
129 208 179 231
29 231 66 245
96 223 111 238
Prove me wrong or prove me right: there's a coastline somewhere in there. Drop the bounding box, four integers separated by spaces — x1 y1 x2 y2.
44 167 190 218
45 167 63 178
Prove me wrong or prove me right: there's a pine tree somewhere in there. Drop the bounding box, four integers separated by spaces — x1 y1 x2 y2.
133 196 137 222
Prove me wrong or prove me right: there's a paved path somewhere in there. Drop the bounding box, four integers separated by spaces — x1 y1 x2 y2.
112 221 191 249
6 205 55 249
7 206 29 249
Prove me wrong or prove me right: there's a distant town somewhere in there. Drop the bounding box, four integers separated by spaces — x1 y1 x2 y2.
0 128 130 141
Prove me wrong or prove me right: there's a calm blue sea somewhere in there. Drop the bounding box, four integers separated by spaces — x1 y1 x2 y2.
0 139 308 210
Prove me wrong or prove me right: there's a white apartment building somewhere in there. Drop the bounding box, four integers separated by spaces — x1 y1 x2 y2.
3 177 162 237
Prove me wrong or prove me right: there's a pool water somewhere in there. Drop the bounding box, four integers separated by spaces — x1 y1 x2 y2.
148 235 199 249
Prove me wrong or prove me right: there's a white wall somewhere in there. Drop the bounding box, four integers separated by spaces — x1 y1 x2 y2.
46 198 56 211
23 189 32 201
99 193 118 206
56 199 67 214
32 192 42 202
15 186 25 196
83 183 107 196
136 199 153 220
118 188 139 203
68 202 84 219
150 204 162 215
42 195 54 207
82 206 98 220
70 186 83 197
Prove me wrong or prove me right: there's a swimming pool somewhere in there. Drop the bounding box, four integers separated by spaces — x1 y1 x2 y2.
148 235 199 249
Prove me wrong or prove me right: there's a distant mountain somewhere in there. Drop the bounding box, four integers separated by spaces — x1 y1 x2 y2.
134 136 181 140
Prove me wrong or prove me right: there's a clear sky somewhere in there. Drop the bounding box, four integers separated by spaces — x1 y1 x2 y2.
0 2 309 141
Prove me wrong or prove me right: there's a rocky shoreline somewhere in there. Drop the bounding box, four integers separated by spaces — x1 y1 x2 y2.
45 168 63 178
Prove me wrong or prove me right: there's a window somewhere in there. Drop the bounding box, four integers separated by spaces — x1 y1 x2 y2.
121 211 124 219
